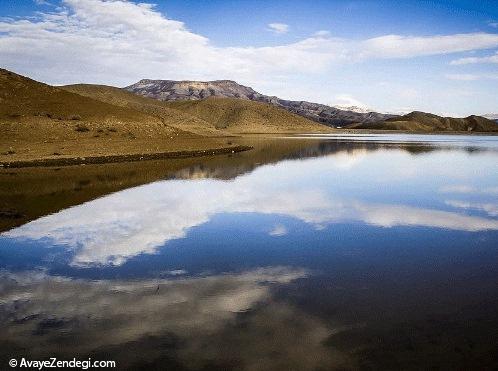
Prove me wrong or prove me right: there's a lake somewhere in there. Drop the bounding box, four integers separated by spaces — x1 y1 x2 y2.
1 134 497 370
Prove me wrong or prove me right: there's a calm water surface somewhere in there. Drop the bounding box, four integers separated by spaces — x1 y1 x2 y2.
1 135 497 370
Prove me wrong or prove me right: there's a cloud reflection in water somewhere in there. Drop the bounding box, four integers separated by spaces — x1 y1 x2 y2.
3 150 498 266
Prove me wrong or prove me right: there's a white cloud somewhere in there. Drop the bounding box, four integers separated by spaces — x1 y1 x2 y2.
488 21 498 28
445 200 498 217
313 30 331 37
359 33 498 59
445 73 498 81
450 52 498 65
269 224 288 236
445 73 481 81
268 23 289 34
439 185 498 195
1 0 498 86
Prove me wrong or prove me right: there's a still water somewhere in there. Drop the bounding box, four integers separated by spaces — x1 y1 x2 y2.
1 135 497 370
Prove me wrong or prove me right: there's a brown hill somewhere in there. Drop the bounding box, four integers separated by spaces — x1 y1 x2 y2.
0 68 179 140
0 69 240 163
63 84 333 134
163 97 334 134
347 111 498 132
61 84 224 136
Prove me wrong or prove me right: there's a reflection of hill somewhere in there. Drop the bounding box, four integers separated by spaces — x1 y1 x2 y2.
169 139 445 180
0 137 482 232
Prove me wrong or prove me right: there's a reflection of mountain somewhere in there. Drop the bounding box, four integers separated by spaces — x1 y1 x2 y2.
0 267 352 370
4 149 498 266
0 138 451 232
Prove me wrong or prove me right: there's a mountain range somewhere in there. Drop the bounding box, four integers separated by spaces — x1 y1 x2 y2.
348 111 498 132
125 79 396 127
1 67 497 154
0 67 331 158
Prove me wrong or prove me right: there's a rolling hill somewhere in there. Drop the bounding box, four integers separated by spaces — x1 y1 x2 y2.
0 68 181 141
124 79 396 127
61 84 224 136
0 68 334 164
162 97 334 134
346 111 498 132
63 84 333 134
0 69 248 164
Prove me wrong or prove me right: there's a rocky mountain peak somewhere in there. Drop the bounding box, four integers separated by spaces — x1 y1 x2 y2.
124 79 397 126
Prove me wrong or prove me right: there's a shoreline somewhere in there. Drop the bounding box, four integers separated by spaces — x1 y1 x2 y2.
2 129 497 168
0 145 252 168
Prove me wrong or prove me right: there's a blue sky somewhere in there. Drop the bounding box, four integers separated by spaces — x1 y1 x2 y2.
1 0 497 115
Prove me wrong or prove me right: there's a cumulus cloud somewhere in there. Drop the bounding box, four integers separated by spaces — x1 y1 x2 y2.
1 0 498 86
267 23 289 34
450 52 498 65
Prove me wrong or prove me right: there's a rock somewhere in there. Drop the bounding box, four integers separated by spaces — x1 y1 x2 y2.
124 79 397 127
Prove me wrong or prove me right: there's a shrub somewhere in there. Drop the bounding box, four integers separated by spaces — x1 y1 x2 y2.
75 123 90 132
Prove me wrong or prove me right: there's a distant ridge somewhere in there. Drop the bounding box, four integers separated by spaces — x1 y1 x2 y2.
124 79 396 127
483 114 498 123
347 111 498 132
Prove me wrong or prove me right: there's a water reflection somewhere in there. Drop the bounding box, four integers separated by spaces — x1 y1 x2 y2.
3 145 498 267
1 135 498 370
0 267 354 370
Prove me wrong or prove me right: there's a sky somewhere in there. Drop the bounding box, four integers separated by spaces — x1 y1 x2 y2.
0 0 497 116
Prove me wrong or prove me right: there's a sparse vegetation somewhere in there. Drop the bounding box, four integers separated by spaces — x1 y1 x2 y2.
75 123 90 132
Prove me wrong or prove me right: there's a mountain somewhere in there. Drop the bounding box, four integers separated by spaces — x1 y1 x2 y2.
63 84 332 134
161 97 333 134
124 79 396 127
483 114 498 123
347 111 498 132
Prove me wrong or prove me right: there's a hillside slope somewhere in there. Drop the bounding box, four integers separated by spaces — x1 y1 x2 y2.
63 84 333 134
0 69 242 163
124 79 396 127
163 97 334 134
0 69 178 140
61 84 224 136
347 111 498 132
